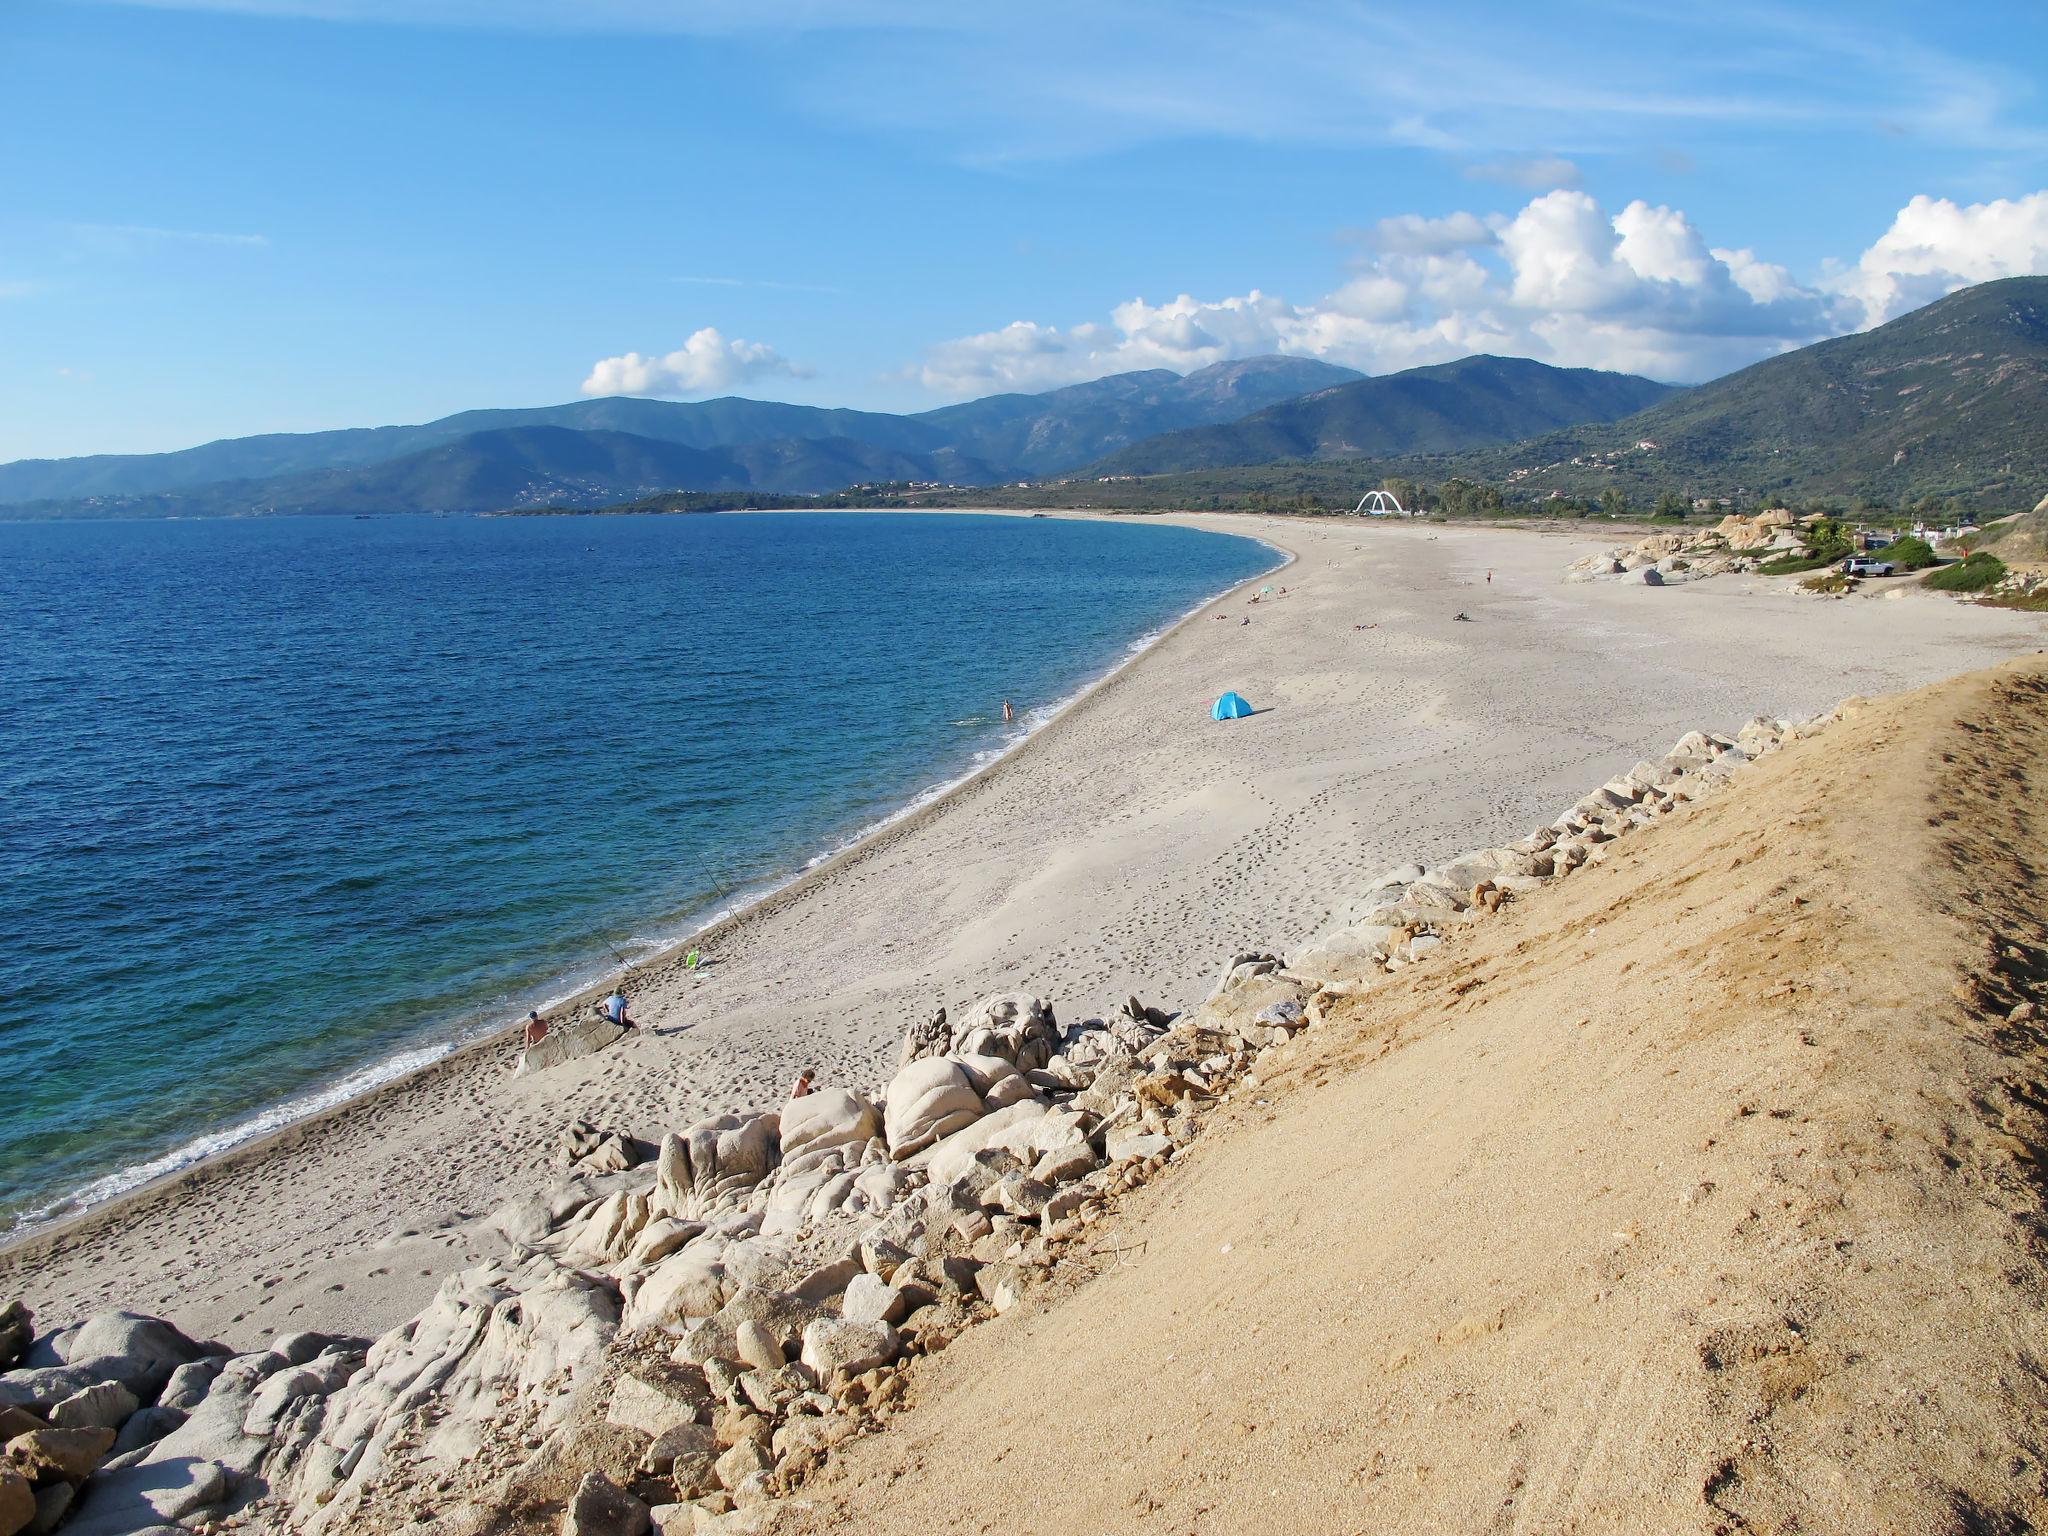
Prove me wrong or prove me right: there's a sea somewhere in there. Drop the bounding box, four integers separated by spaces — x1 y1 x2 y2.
0 509 1276 1235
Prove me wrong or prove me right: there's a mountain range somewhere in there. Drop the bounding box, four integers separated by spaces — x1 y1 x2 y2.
1083 356 1678 476
8 277 2041 519
0 356 1365 517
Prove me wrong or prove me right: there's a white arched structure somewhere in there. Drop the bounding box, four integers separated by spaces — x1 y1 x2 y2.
1350 489 1409 516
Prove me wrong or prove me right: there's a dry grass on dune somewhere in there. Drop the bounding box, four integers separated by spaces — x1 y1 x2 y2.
784 659 2048 1535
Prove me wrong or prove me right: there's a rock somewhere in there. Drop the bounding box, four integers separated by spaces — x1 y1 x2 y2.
0 1411 40 1446
0 1305 30 1372
608 1366 713 1438
1209 952 1282 1000
733 1322 784 1375
791 1256 862 1307
680 1289 824 1367
655 1114 783 1222
798 1318 897 1381
647 1504 696 1536
642 1419 717 1482
560 1190 655 1265
0 1468 30 1536
1106 1132 1171 1163
857 1235 912 1282
625 1252 733 1332
1043 1186 1087 1226
922 1100 1053 1188
840 1274 906 1327
882 1058 986 1159
156 1359 224 1413
562 1470 649 1536
778 1089 883 1175
895 1004 950 1070
22 1313 203 1405
108 1405 183 1458
48 1382 139 1433
4 1425 115 1483
1030 1142 1098 1185
23 1481 70 1536
518 1015 630 1076
949 993 1059 1072
714 1439 774 1492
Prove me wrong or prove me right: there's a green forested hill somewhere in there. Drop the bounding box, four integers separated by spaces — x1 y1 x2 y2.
1087 355 1677 474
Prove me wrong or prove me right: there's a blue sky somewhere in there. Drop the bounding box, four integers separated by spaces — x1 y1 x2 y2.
4 0 2047 460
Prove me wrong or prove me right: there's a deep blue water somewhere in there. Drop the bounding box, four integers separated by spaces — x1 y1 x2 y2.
0 511 1273 1230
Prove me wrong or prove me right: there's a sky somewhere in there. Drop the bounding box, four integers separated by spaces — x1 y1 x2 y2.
3 1 2048 461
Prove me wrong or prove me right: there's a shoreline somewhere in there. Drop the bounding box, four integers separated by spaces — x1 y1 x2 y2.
0 509 1291 1265
9 512 2043 1347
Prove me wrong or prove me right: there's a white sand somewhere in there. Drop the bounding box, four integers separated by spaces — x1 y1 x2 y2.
6 514 2043 1346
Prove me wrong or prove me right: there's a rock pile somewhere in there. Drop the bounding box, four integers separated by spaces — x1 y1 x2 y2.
1565 510 1805 587
0 710 1838 1536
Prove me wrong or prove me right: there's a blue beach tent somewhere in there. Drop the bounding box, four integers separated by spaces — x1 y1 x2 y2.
1212 691 1254 721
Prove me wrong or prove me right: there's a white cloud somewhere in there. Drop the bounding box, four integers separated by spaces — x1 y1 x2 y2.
1369 211 1497 256
67 222 270 249
913 187 2048 393
1463 155 1582 191
1841 192 2048 324
581 327 811 397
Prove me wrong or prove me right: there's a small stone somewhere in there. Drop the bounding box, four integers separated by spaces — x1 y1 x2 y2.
713 1438 774 1493
561 1469 649 1536
733 1321 784 1374
840 1274 906 1327
799 1318 898 1380
858 1236 912 1281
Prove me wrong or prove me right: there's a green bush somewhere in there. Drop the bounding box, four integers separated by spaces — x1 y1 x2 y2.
1759 552 1839 575
1882 535 1937 570
1924 552 2007 592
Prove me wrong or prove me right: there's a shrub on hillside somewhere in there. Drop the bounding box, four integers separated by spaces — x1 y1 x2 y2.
1883 535 1938 570
1924 552 2007 592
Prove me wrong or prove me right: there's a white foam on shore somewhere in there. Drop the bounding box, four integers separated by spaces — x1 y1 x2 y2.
8 1041 456 1235
8 527 1287 1240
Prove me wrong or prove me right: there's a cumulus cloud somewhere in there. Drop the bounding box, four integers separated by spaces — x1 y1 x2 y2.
581 327 811 397
914 187 2048 392
1841 192 2048 324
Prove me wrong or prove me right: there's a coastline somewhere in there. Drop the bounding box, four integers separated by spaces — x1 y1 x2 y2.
7 512 2043 1348
0 509 1290 1262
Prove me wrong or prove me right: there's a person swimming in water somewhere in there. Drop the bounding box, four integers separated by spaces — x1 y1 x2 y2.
1002 700 1015 724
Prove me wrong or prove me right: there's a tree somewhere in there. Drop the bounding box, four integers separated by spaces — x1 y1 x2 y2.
1653 490 1689 519
1599 487 1630 518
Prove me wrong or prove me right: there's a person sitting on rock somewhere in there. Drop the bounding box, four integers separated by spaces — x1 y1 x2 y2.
523 1011 549 1048
597 990 639 1031
789 1068 814 1099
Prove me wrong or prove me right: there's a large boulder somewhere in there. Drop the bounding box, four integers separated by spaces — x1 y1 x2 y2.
948 993 1059 1072
778 1089 882 1175
16 1313 205 1406
653 1113 781 1221
517 1015 630 1077
623 1250 731 1332
882 1059 984 1159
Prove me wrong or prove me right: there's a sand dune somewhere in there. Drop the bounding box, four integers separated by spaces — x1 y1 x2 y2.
784 657 2048 1534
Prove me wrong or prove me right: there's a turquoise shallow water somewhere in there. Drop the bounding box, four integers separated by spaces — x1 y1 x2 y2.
0 510 1274 1231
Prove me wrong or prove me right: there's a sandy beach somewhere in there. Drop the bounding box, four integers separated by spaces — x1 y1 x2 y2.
7 512 2044 1349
